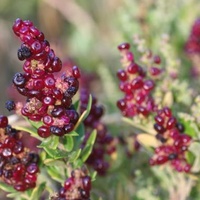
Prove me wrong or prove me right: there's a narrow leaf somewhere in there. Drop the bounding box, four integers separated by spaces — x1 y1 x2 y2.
189 142 200 172
81 130 97 162
0 182 16 193
63 135 74 152
38 135 59 150
13 126 42 141
137 133 160 148
46 166 64 183
30 182 46 200
74 94 92 130
68 149 82 162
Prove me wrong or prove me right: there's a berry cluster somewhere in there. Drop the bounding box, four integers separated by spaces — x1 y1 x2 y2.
185 18 200 54
80 89 116 175
11 18 80 137
116 43 162 117
0 115 39 191
149 107 192 172
51 169 91 200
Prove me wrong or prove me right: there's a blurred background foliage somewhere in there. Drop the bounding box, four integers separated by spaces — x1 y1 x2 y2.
1 0 200 199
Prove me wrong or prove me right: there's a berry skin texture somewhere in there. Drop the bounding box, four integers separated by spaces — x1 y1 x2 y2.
12 18 81 137
116 42 157 118
0 115 8 128
53 169 92 200
5 100 16 111
0 117 39 191
150 107 192 173
117 42 130 51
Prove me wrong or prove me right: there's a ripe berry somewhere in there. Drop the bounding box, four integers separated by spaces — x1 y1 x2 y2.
127 62 138 74
38 126 51 138
5 100 16 111
131 77 143 89
0 115 8 128
50 126 65 136
72 66 81 78
117 42 130 51
117 69 128 81
26 163 39 174
17 46 32 61
153 55 161 64
13 73 26 87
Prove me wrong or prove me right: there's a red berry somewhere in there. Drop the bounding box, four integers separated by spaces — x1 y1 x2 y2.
153 55 161 64
143 80 154 91
0 116 8 128
117 69 128 81
131 76 143 89
127 63 138 74
166 117 177 129
38 126 51 138
26 163 39 174
72 66 81 78
117 42 130 51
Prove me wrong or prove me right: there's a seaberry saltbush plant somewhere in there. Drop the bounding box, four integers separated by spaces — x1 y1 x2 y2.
1 16 200 200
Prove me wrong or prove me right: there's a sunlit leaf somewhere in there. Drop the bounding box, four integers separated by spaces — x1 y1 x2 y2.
0 182 16 193
46 166 64 183
188 142 200 172
178 116 198 138
13 126 42 141
44 159 64 166
91 171 97 181
27 118 44 129
137 133 160 148
29 182 46 200
185 151 195 165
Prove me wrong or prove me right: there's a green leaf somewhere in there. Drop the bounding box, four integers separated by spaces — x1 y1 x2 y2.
44 159 65 166
67 131 79 137
189 142 200 172
185 151 195 165
73 123 85 149
13 126 42 141
68 149 82 162
73 158 84 168
91 171 97 181
74 94 92 130
40 150 47 162
43 147 68 159
73 100 80 111
81 129 97 162
178 114 198 138
63 135 74 152
38 135 59 150
46 166 64 183
0 182 16 193
29 182 46 200
27 118 44 129
6 192 20 198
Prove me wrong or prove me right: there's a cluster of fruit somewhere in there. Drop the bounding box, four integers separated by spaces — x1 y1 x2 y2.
51 169 91 200
116 43 162 117
0 115 39 191
150 107 192 172
11 18 80 138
